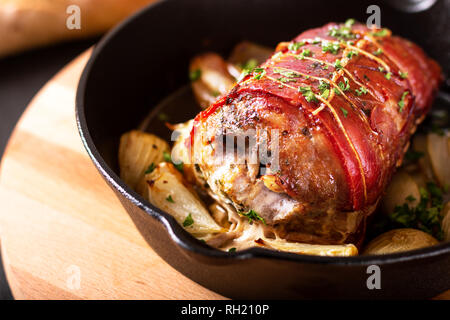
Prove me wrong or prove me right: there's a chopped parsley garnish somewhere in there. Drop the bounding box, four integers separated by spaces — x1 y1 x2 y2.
144 163 156 174
346 50 359 59
399 71 408 79
371 29 389 37
318 80 330 92
173 162 184 172
239 209 266 225
273 68 301 78
340 107 349 118
238 59 258 81
253 67 266 80
189 69 201 81
163 150 171 162
183 213 194 227
163 151 184 172
378 67 384 72
355 86 368 96
334 59 343 70
322 41 341 54
334 88 341 95
298 86 318 103
328 23 355 40
242 58 258 72
297 49 312 59
389 182 445 240
166 195 175 203
337 76 350 91
318 80 330 99
288 41 305 51
228 248 236 253
320 89 330 100
278 77 297 83
398 91 409 112
372 48 383 56
385 72 392 80
345 18 356 27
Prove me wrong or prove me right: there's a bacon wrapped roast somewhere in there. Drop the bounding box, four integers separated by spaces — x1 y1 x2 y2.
185 21 442 247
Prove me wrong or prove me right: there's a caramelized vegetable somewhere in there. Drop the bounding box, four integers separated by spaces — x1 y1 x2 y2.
228 41 273 69
381 170 421 215
146 163 223 235
119 130 169 198
208 203 231 228
411 134 435 181
171 120 204 186
427 132 450 188
189 53 235 108
260 238 358 257
363 228 438 255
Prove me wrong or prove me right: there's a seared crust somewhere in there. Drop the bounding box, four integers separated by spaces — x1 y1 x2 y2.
189 22 442 245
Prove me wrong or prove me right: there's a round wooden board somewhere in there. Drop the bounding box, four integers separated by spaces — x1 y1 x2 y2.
0 50 225 300
0 50 448 300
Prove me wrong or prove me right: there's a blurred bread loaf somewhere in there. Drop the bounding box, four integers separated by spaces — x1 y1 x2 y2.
0 0 156 57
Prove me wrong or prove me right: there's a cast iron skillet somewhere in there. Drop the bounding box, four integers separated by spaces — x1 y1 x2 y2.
76 0 450 299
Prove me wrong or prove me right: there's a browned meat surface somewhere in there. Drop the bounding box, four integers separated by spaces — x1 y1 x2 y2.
187 21 442 246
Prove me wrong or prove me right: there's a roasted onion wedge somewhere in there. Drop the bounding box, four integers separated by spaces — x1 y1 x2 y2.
258 238 358 257
363 228 438 255
412 134 435 181
146 163 224 236
427 132 450 188
228 41 273 69
380 170 421 215
189 53 235 109
119 130 169 198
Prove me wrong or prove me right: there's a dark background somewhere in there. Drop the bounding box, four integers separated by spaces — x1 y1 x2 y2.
0 38 97 300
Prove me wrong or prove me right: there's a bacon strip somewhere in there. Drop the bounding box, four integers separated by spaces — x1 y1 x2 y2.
191 21 442 244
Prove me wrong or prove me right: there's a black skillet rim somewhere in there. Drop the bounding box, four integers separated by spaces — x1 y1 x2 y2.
75 0 450 267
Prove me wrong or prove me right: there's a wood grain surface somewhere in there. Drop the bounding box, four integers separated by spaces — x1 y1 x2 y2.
0 50 447 300
0 50 224 300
